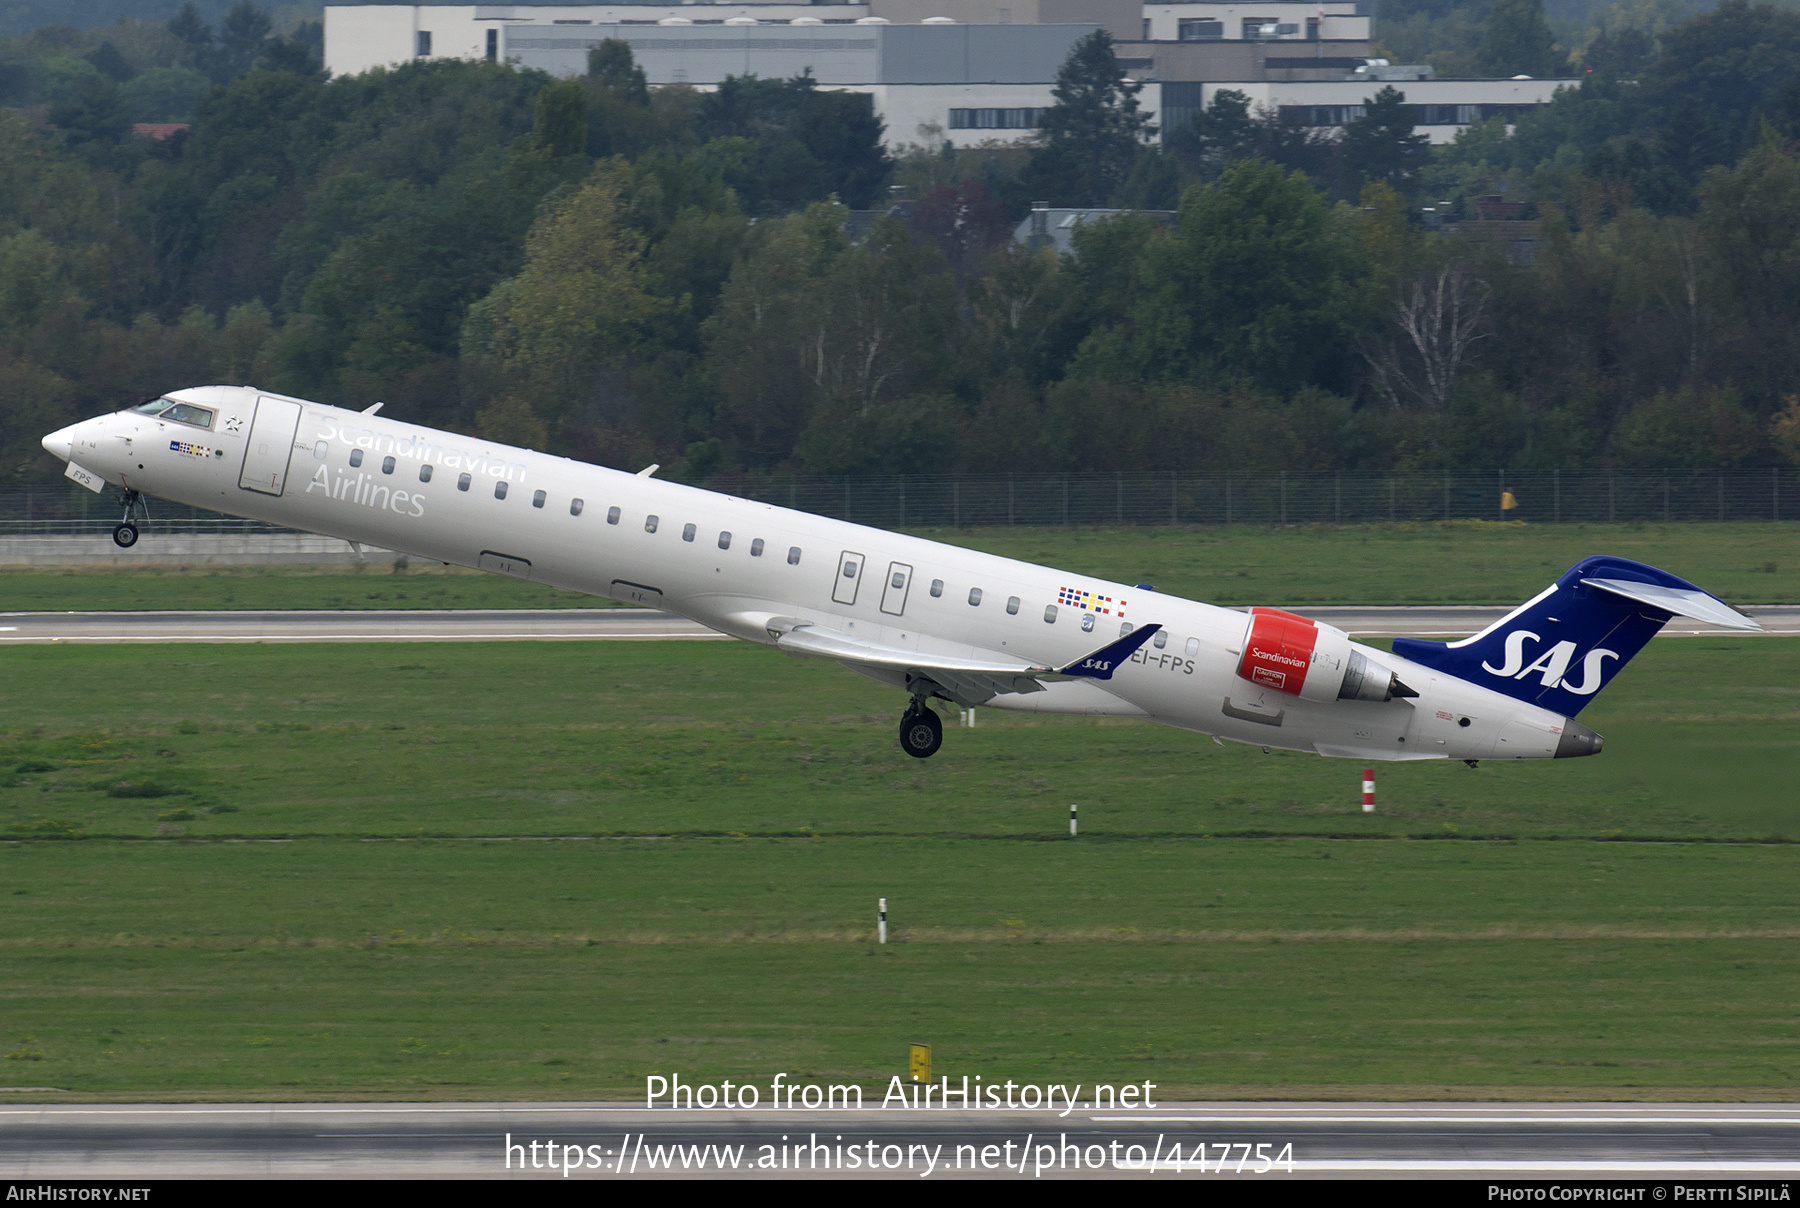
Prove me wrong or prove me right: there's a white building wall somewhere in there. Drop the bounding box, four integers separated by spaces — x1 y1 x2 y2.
325 4 874 77
849 82 1064 147
1141 3 1367 42
1191 77 1572 143
324 5 447 77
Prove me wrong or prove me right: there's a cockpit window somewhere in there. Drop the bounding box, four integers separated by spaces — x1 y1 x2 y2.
160 403 215 429
131 398 174 414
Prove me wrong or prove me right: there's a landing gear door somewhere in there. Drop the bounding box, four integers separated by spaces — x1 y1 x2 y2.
880 561 912 616
833 550 865 606
238 396 303 496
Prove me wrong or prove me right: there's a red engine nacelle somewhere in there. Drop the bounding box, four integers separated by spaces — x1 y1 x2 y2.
1236 608 1321 697
1233 607 1412 703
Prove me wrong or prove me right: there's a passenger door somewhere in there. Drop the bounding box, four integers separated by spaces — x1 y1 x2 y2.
238 397 303 496
880 561 913 616
833 551 865 605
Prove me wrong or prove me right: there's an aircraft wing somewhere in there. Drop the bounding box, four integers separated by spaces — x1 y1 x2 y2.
774 622 1161 705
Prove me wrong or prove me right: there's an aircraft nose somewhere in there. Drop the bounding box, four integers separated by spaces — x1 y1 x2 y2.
41 423 78 463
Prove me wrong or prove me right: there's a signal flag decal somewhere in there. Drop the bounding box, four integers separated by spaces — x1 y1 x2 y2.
1058 586 1126 618
1058 624 1161 681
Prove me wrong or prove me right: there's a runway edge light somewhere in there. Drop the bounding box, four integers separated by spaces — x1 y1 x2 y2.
909 1043 931 1084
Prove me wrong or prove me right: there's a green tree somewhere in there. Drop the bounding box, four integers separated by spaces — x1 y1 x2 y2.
462 162 672 421
1694 135 1800 404
1477 0 1567 78
1340 86 1431 196
210 1 272 85
531 77 588 158
697 75 890 212
588 39 648 105
702 202 849 463
1020 31 1154 206
1164 88 1257 180
1640 1 1800 178
120 65 209 122
1072 161 1354 393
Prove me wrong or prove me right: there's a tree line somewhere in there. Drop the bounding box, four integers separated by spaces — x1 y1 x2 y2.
3 2 1800 489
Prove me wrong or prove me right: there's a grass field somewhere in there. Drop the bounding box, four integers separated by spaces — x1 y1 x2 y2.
3 638 1799 1100
4 521 1798 611
0 640 1793 842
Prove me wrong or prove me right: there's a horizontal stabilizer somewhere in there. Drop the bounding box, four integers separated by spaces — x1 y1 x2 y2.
1057 624 1161 681
1581 578 1761 631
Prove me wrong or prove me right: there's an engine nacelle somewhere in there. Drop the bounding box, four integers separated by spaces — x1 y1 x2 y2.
1233 608 1410 703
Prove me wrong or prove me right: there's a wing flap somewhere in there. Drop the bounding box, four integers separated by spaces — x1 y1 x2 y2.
774 622 1163 701
776 625 1049 677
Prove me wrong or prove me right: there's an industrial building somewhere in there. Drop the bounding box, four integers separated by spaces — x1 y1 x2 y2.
324 4 1576 149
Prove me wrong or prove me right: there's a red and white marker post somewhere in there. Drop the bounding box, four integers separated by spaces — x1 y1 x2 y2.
1362 768 1375 813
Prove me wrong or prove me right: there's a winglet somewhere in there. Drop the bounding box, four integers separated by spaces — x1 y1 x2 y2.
637 463 660 478
1058 623 1161 681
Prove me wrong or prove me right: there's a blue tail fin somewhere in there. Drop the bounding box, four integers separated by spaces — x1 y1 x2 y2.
1391 556 1756 716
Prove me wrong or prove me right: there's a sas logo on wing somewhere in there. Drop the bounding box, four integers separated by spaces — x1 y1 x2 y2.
1481 630 1618 696
169 440 219 459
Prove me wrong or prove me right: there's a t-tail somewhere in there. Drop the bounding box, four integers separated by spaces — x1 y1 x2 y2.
1391 556 1760 716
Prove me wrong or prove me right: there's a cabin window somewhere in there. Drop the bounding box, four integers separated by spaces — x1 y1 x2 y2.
930 579 943 597
418 464 432 483
968 587 982 606
751 538 764 557
787 546 801 565
892 571 906 589
1153 630 1168 649
646 515 659 533
313 441 328 460
1043 604 1057 623
532 490 546 509
682 523 696 542
606 506 619 525
1120 622 1133 636
494 481 508 500
349 449 364 468
570 498 584 516
718 531 731 550
1006 596 1020 615
381 456 395 475
457 472 471 491
1185 637 1200 656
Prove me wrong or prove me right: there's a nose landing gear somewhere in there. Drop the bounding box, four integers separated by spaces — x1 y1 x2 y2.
112 489 146 548
898 704 943 759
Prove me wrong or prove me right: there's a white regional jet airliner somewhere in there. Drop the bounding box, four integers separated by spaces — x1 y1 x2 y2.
42 387 1761 763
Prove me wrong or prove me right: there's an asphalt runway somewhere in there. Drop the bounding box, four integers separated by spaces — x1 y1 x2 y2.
2 1102 1797 1179
0 605 1794 644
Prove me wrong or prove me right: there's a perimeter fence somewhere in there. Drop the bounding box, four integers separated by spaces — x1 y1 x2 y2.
2 468 1797 533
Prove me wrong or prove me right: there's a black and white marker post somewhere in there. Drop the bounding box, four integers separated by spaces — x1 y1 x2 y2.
878 897 887 945
1070 803 1077 837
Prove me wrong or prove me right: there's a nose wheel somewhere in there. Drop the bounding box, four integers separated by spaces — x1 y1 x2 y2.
111 489 146 548
899 705 943 759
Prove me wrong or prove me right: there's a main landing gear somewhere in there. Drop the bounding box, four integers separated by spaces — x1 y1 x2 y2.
898 703 943 759
112 489 145 548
